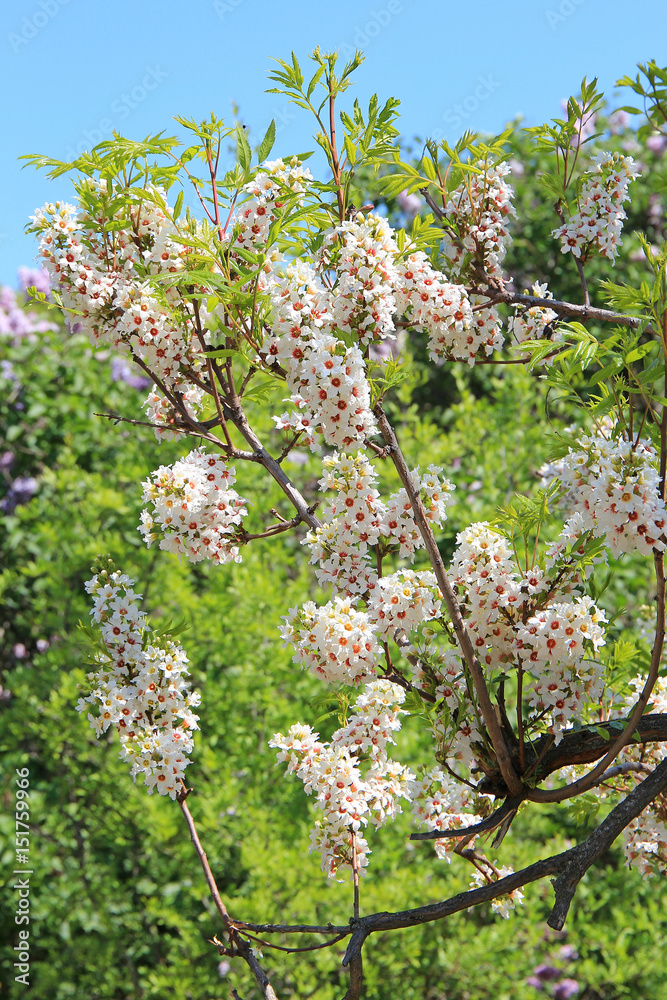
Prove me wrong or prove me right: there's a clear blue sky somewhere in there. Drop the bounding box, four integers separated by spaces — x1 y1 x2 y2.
1 0 666 284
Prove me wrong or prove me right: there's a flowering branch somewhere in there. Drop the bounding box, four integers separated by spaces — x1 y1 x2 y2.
373 403 523 798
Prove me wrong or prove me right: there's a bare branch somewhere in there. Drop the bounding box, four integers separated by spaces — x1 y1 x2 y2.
410 796 522 842
547 756 667 930
177 785 280 999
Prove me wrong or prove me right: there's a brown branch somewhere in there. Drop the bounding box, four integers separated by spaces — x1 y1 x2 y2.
410 796 522 842
341 926 367 1000
233 922 349 935
485 288 652 332
547 755 667 930
475 713 667 796
240 509 315 542
357 758 667 936
226 398 321 531
373 403 522 797
231 930 349 954
217 761 667 969
177 785 279 999
95 411 217 439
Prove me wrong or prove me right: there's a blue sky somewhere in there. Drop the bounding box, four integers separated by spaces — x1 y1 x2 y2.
1 0 666 284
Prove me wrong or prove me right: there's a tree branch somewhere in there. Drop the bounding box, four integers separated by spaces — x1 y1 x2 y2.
177 785 280 999
547 756 667 930
373 403 522 798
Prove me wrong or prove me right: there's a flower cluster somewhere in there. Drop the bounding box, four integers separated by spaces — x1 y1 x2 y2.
623 805 667 878
517 596 607 740
280 597 379 685
553 152 640 261
448 520 608 741
553 423 667 557
303 450 384 596
441 161 516 282
382 465 455 559
303 453 454 594
0 280 57 344
139 448 248 564
438 161 516 354
429 649 485 767
322 212 399 345
450 521 524 671
79 568 200 798
394 249 477 364
265 260 377 449
31 194 205 440
270 679 414 877
616 674 667 877
469 862 525 919
412 766 486 860
368 569 442 637
237 157 312 251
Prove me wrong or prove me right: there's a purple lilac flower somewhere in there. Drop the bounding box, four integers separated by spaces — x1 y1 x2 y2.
1 476 39 513
1 359 17 382
0 283 57 343
609 109 630 133
646 134 667 156
534 964 562 983
527 976 544 990
13 643 28 659
558 945 579 962
36 639 49 653
397 189 422 217
17 266 51 297
0 451 15 470
110 356 152 390
554 979 580 999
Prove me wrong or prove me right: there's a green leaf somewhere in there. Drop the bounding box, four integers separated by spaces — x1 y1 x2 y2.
256 119 276 163
172 189 184 221
236 126 252 173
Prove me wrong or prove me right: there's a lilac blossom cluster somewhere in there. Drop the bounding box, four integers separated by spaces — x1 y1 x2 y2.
0 278 56 343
